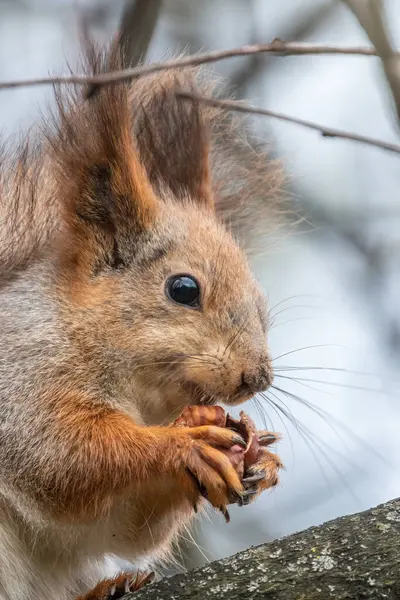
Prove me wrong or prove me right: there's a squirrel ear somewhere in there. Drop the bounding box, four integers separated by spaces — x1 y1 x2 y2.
50 47 158 272
131 70 213 209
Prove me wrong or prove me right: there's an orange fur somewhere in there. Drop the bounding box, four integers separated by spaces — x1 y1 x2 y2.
26 391 244 521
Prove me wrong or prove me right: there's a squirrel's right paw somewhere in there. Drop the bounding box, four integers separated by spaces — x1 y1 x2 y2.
178 425 246 513
76 571 154 600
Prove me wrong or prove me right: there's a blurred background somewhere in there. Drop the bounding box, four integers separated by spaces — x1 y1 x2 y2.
2 0 400 576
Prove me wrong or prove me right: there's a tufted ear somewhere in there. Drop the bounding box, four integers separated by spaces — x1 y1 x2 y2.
50 45 159 274
130 69 213 210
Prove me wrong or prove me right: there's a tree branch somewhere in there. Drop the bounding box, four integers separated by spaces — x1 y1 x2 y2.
84 0 163 99
178 93 400 155
230 1 341 93
343 0 400 125
0 41 382 92
128 497 400 600
118 0 162 68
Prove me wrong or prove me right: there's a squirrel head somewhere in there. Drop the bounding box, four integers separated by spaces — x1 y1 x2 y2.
50 45 276 423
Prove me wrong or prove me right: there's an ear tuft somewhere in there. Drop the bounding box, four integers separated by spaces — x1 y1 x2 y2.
48 40 158 273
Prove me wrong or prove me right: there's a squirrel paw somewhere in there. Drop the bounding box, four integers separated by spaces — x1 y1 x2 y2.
241 435 283 505
182 425 246 511
76 571 154 600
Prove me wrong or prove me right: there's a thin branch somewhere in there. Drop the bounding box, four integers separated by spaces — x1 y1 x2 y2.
0 41 382 92
178 93 400 155
85 0 162 98
231 0 341 92
343 0 400 124
118 0 163 68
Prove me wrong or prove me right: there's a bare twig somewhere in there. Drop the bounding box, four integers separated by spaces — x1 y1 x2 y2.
178 93 400 155
0 41 382 92
118 0 163 68
231 0 341 92
85 0 162 99
343 0 400 124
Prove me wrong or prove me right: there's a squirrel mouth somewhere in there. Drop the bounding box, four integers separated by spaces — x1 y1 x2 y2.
180 381 217 406
225 389 255 406
180 382 253 407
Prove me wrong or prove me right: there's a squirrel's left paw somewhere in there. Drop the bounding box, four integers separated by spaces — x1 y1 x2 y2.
76 571 154 600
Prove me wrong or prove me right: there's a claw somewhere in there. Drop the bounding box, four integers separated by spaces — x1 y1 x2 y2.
186 468 208 499
108 577 134 600
232 434 247 449
220 505 231 523
241 489 258 505
229 490 244 506
130 571 155 592
258 434 277 446
242 484 258 494
242 473 265 485
140 572 155 587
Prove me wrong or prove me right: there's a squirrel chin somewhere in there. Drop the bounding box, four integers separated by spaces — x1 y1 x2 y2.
180 381 254 408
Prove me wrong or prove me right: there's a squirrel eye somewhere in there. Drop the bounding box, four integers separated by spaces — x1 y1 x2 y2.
166 275 201 308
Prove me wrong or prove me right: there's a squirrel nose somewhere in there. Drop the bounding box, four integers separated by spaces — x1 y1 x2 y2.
239 364 273 396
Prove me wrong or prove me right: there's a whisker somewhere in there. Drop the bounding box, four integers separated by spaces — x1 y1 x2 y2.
270 386 351 456
223 316 252 356
269 304 325 321
272 344 347 362
274 374 332 397
257 391 295 461
258 391 294 435
263 393 363 503
264 394 340 491
267 294 324 317
271 383 351 430
265 389 379 483
273 364 396 386
136 353 220 368
269 316 316 331
274 374 392 395
271 384 392 468
274 365 379 376
251 396 270 430
135 363 214 370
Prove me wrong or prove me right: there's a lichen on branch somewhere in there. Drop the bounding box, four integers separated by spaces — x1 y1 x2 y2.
129 498 400 600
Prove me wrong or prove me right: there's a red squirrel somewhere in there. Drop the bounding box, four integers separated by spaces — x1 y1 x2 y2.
0 41 283 600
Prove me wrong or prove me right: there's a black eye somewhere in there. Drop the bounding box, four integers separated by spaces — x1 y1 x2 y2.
166 275 201 308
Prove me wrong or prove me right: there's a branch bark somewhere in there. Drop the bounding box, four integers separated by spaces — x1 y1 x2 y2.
118 0 162 68
178 93 400 155
230 1 341 93
84 0 162 99
129 497 400 600
0 41 381 91
343 0 400 125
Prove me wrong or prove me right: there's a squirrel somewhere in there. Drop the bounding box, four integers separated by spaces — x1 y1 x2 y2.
0 40 283 600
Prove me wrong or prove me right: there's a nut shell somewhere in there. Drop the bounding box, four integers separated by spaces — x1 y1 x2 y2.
172 405 226 428
226 411 259 472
